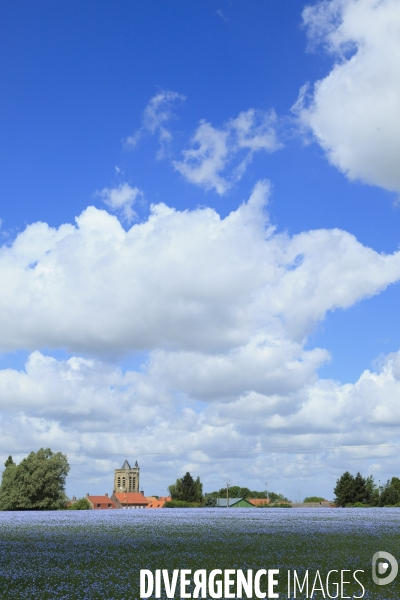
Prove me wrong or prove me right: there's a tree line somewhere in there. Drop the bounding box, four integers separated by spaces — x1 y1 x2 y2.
334 471 400 507
166 473 289 507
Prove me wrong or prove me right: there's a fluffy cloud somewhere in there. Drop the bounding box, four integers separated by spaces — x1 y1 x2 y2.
2 346 400 498
2 182 400 496
296 0 400 193
96 182 143 222
126 90 186 157
1 181 399 356
173 109 281 193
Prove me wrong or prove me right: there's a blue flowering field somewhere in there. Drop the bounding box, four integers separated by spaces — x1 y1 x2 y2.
1 508 400 599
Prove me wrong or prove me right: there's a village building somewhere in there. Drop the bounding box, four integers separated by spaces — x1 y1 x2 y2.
215 498 254 508
111 491 148 509
248 498 271 506
147 496 171 509
86 494 116 509
113 459 140 493
110 458 149 508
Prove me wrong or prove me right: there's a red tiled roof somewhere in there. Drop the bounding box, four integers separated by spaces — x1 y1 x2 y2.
147 500 164 508
147 497 171 508
248 498 271 506
114 492 148 505
87 496 116 508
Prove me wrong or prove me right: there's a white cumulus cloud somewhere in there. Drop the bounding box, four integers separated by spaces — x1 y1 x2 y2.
126 90 186 158
0 181 400 356
296 0 400 194
1 182 400 497
2 345 400 499
173 109 281 194
97 182 143 222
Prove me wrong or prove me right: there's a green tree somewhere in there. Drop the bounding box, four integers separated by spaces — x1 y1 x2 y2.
365 475 379 506
268 491 289 503
4 456 14 468
334 471 356 506
0 448 70 511
391 477 400 493
168 472 203 503
379 486 400 506
204 495 217 507
352 472 369 504
217 486 252 499
0 456 17 511
304 496 325 503
68 497 92 510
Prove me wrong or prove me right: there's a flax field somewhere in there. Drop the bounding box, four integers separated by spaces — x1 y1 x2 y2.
1 508 400 599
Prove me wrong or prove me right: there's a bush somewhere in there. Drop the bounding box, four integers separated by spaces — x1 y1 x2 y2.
164 500 200 508
68 498 92 510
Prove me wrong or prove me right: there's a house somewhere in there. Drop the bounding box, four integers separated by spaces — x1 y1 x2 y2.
215 498 255 508
248 498 271 506
111 491 148 509
86 493 116 509
147 496 171 509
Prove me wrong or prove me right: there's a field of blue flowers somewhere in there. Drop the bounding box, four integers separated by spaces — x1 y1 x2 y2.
1 508 400 599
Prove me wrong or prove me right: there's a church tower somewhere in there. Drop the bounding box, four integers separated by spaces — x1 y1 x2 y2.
113 459 140 493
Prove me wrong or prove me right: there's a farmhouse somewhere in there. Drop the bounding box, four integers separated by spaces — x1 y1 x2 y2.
147 496 172 508
111 491 148 509
86 494 116 509
215 498 254 508
248 498 271 506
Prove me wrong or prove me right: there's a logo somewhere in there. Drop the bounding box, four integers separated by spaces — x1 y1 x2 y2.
372 551 398 586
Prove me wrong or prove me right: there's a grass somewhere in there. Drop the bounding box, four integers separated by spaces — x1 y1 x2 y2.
1 508 400 598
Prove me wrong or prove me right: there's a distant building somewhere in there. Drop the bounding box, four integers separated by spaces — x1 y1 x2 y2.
248 498 271 506
215 498 254 508
111 491 148 509
147 496 171 509
86 494 116 509
113 459 140 493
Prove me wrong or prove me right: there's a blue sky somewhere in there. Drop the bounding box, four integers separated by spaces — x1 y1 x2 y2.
1 0 400 500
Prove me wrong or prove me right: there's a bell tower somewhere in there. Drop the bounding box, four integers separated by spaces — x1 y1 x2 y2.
113 459 140 493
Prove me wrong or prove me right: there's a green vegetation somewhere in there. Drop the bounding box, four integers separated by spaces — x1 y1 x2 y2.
0 448 70 511
67 497 92 510
333 472 400 507
378 476 400 506
334 471 377 507
206 486 289 503
168 471 203 504
303 496 326 503
164 500 200 508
